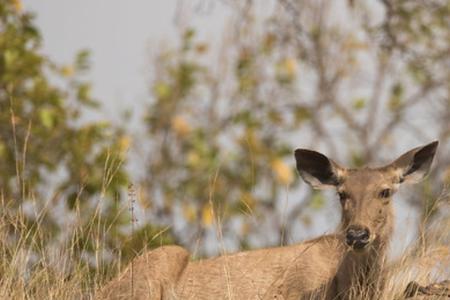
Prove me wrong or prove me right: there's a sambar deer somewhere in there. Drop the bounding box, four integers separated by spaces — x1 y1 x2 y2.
98 141 439 300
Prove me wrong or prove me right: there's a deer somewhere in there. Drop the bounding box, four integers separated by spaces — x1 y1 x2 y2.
97 141 439 300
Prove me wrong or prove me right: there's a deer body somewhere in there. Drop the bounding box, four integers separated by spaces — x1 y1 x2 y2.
100 236 345 300
98 141 438 300
176 235 344 300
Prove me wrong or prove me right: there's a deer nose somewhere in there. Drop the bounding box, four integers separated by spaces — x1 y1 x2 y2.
345 226 370 250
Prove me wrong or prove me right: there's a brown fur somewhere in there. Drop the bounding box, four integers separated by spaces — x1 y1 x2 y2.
97 142 438 300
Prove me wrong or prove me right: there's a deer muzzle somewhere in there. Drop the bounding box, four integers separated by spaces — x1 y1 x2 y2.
345 225 371 251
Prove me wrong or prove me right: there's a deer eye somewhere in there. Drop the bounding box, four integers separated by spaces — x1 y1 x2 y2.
338 191 349 203
379 189 391 198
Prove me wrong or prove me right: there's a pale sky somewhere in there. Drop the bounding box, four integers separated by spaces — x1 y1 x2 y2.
23 1 229 123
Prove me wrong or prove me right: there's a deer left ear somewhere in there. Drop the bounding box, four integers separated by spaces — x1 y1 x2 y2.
294 148 344 189
389 141 439 184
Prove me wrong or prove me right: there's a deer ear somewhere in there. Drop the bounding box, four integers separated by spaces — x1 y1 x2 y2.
390 141 439 184
294 149 343 189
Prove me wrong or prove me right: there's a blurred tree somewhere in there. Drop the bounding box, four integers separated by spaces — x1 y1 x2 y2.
142 0 450 256
0 0 167 275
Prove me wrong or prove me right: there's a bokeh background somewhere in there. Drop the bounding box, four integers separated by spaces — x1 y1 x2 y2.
2 0 450 289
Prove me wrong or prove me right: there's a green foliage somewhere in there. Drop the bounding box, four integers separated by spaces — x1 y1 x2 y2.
352 98 366 111
309 191 326 210
0 0 169 277
388 83 404 112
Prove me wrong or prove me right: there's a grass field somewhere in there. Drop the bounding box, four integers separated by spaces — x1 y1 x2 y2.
1 187 449 299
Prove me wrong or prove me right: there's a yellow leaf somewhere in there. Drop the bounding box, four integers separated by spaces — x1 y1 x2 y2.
171 115 191 137
12 0 23 13
271 159 293 185
61 65 74 77
201 204 214 227
186 150 200 167
182 204 197 223
283 58 298 77
275 58 298 83
154 82 171 99
118 135 131 153
39 108 55 129
352 98 366 110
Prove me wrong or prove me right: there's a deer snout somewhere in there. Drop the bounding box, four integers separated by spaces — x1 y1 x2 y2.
345 226 370 250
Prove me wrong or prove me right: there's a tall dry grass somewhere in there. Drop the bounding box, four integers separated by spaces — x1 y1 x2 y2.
0 193 107 299
1 181 449 299
0 100 129 299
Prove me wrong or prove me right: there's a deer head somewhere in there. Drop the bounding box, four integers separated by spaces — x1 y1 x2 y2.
294 141 438 252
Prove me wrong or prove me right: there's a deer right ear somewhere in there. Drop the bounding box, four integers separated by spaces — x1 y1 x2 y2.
294 149 343 189
389 141 439 184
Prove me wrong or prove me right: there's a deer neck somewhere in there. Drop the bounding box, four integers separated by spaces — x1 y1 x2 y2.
335 231 390 299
